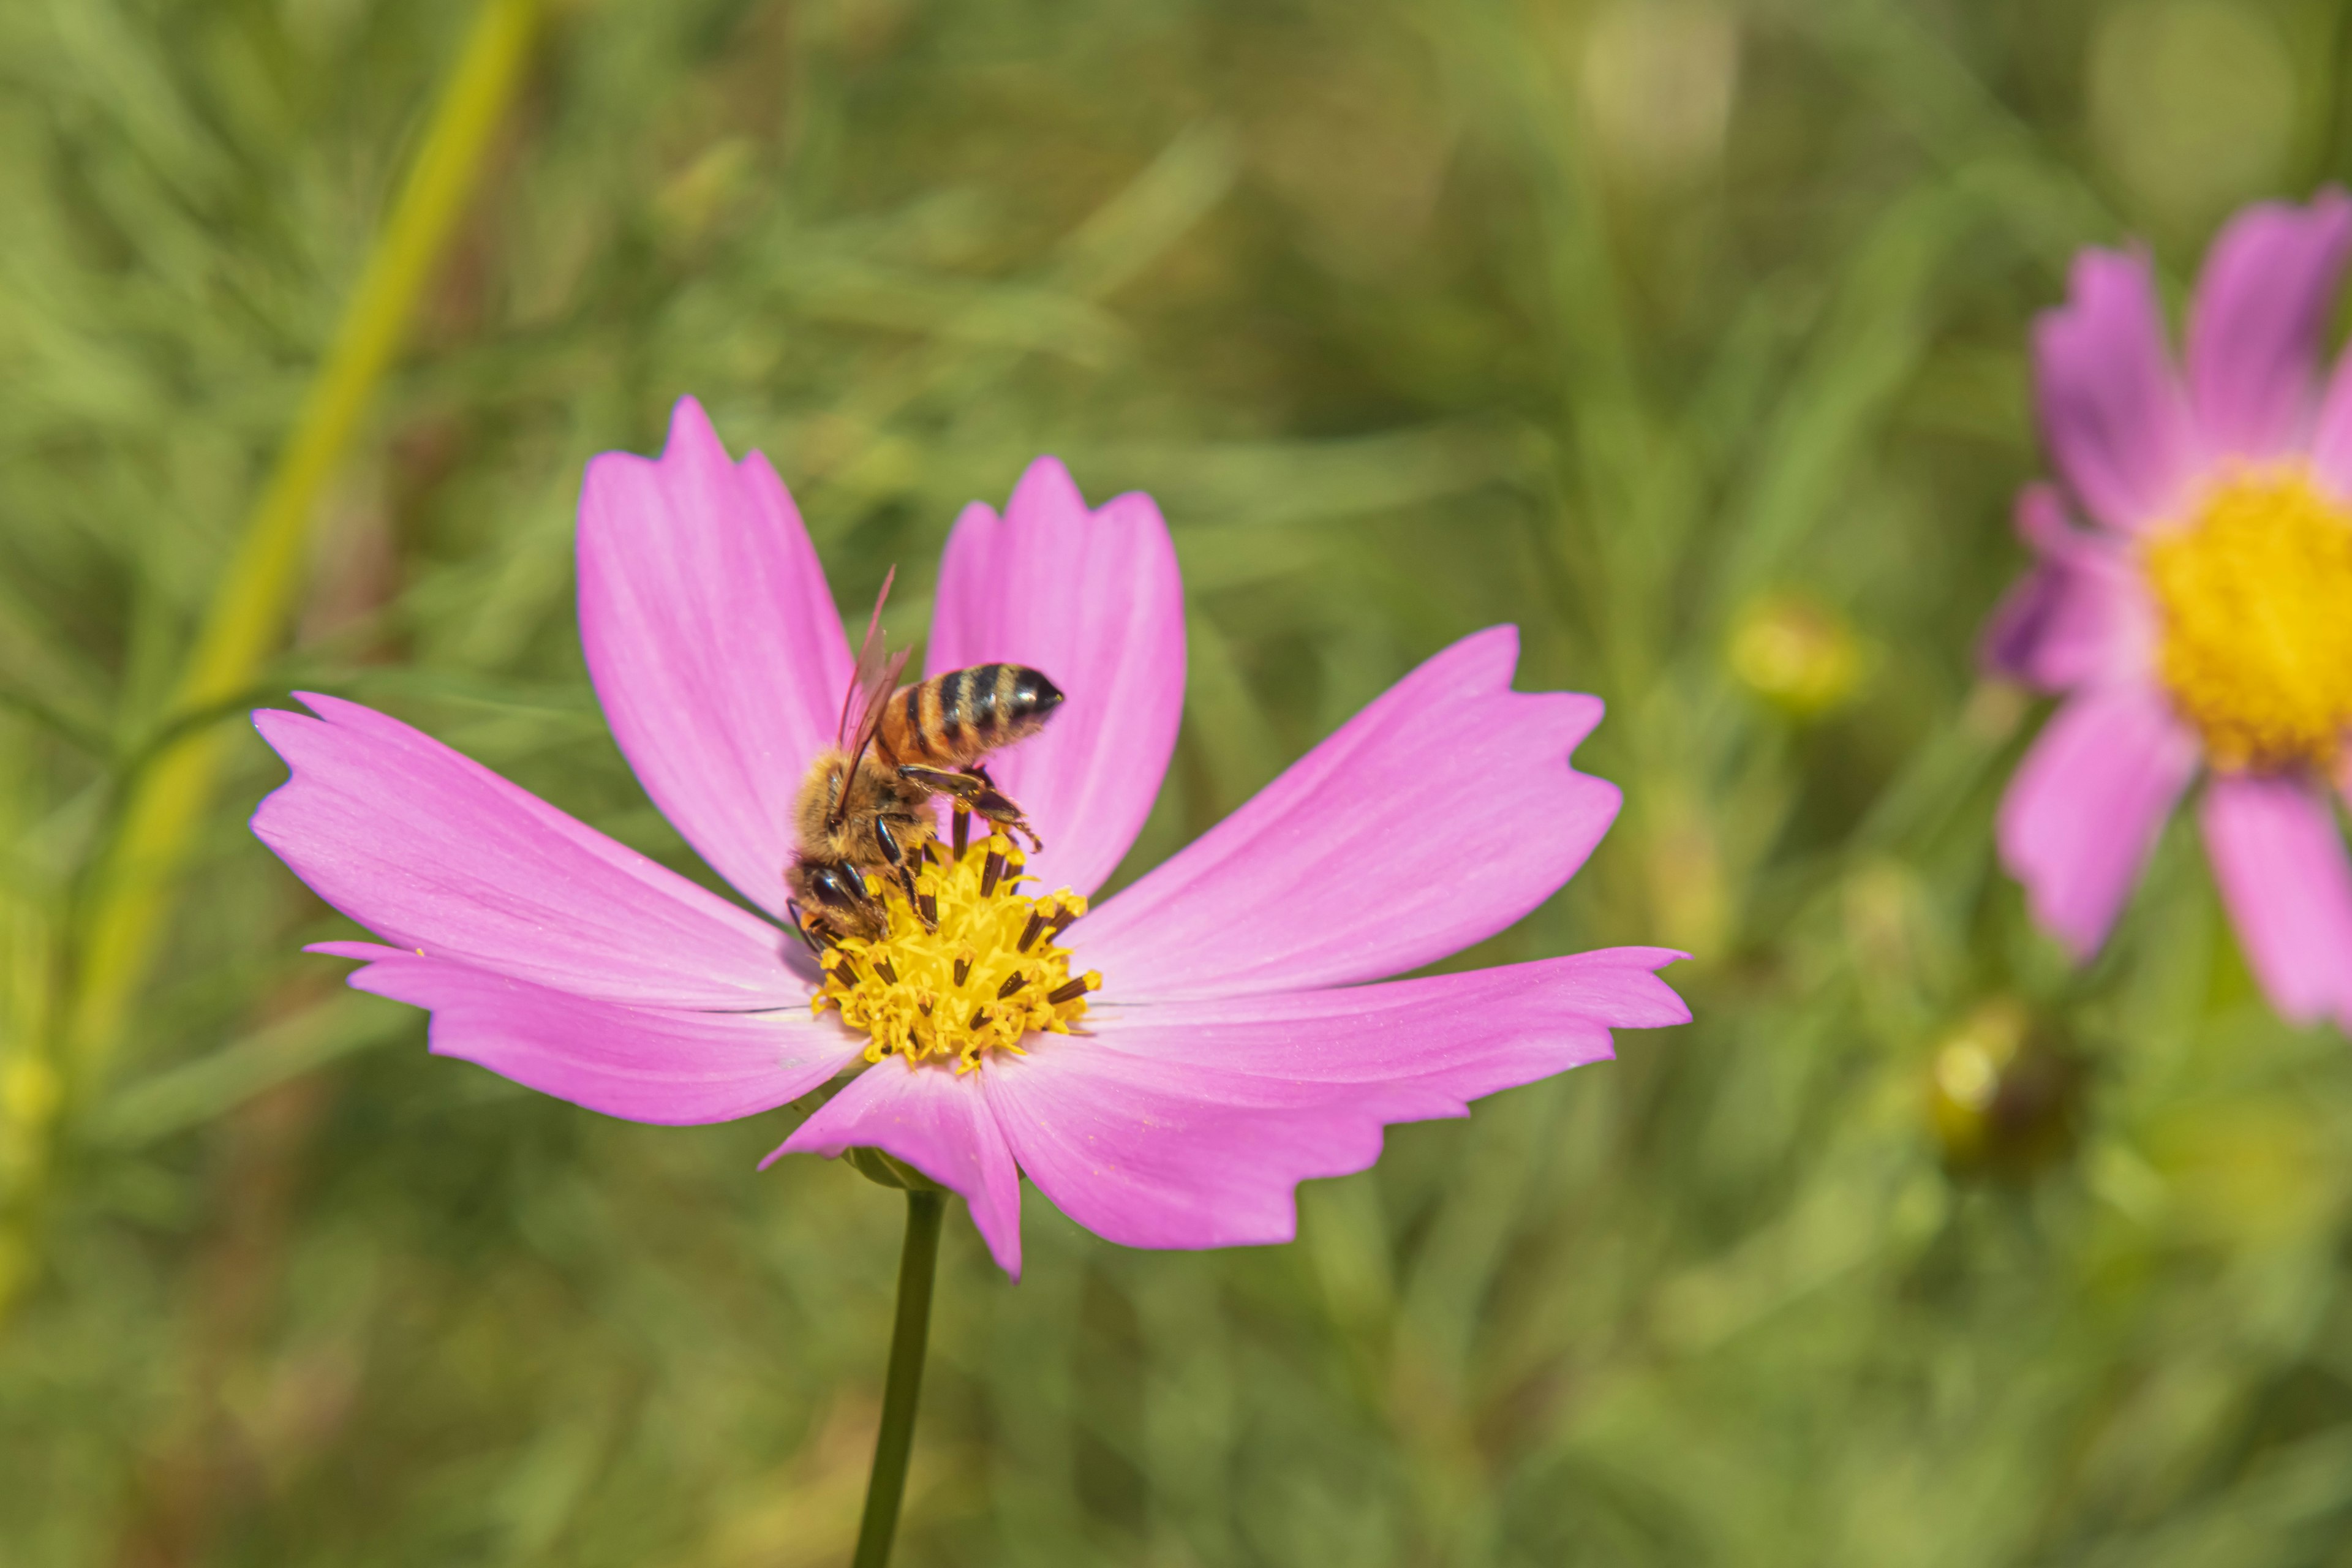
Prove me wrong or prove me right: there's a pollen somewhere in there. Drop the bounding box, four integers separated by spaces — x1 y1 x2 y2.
2145 469 2352 773
810 831 1099 1072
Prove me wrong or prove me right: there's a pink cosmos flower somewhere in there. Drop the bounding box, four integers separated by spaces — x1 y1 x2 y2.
1985 190 2352 1031
251 397 1688 1276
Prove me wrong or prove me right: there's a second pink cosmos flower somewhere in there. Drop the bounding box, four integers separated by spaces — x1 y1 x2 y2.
251 398 1688 1276
1987 192 2352 1033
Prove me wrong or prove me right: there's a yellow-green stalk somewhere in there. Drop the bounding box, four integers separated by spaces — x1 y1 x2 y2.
9 0 538 1327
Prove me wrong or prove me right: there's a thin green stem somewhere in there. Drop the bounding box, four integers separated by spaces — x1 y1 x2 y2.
852 1188 944 1568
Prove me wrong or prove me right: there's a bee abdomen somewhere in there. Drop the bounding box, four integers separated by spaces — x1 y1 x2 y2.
881 664 1064 766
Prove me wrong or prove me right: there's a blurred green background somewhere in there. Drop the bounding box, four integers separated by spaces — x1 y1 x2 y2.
7 0 2352 1562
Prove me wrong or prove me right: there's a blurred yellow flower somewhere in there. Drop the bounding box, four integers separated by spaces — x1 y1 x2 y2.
1579 0 1741 187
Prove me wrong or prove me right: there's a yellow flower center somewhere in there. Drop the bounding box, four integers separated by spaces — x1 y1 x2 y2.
811 831 1100 1072
2146 469 2352 772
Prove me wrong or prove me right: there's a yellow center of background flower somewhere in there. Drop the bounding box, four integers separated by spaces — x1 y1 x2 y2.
813 831 1099 1072
2146 470 2352 772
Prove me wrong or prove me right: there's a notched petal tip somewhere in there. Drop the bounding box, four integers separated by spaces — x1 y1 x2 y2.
1570 946 1695 1028
579 403 731 520
660 393 728 462
1004 453 1087 524
249 692 330 742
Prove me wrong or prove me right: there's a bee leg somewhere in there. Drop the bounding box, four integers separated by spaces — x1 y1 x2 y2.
872 816 935 932
898 764 1045 853
786 899 831 956
959 764 1044 850
957 764 1043 851
894 860 927 927
977 796 1043 854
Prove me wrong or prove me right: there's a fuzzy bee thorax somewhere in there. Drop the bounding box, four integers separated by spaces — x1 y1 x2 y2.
793 749 935 861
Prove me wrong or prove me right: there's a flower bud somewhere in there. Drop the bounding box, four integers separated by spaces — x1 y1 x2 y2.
1927 998 2084 1179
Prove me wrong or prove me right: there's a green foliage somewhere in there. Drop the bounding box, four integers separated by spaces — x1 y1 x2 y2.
6 0 2352 1562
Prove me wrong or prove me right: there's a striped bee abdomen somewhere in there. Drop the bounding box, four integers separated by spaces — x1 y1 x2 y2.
876 664 1065 767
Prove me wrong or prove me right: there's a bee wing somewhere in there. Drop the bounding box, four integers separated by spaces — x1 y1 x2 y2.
835 564 899 748
831 567 911 831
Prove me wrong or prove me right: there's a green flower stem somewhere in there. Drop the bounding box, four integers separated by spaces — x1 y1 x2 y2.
852 1188 945 1568
63 0 539 1089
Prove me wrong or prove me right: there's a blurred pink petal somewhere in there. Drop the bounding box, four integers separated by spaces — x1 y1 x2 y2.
1075 627 1618 1000
2200 775 2352 1031
925 458 1185 899
770 1058 1026 1276
318 944 856 1123
1978 484 2152 690
253 694 798 1008
579 396 854 919
2305 334 2352 500
1996 683 2200 959
981 949 1683 1252
2185 190 2352 459
2033 247 2198 533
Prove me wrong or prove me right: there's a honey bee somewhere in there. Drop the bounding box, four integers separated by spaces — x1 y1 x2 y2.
785 569 1064 948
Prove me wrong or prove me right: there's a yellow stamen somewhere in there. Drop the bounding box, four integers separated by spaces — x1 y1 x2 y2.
2146 468 2352 772
812 836 1097 1072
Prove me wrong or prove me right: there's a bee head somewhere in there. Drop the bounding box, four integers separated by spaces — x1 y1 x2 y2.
786 857 888 942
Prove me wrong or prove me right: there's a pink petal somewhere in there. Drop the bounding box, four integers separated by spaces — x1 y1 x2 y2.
578 397 854 919
1092 946 1689 1101
317 944 859 1124
2304 312 2352 500
2312 353 2352 499
252 695 799 1009
1073 627 1619 1000
2186 190 2352 460
979 949 1686 1254
1997 683 2201 960
922 458 1184 899
978 1044 1386 1254
2033 247 2198 533
767 1060 1025 1276
2199 775 2352 1031
1978 485 2155 692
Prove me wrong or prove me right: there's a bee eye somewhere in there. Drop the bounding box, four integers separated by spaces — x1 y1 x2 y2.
809 865 861 908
